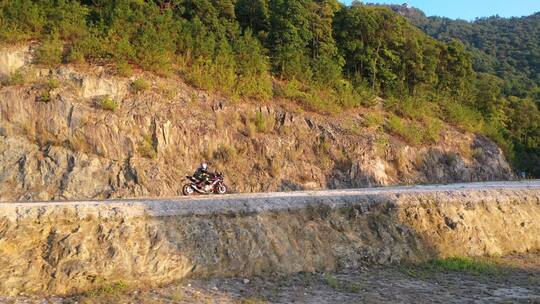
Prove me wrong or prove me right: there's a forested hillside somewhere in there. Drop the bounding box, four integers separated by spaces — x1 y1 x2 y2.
387 3 540 175
391 5 540 100
0 0 538 176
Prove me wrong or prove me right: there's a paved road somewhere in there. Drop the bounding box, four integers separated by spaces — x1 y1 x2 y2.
2 180 539 206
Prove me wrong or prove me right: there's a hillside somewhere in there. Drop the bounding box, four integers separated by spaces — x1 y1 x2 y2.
389 4 540 98
0 1 534 201
386 4 540 175
0 45 513 201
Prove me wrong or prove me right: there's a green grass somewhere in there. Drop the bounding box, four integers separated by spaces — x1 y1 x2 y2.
274 80 342 114
423 116 443 143
386 113 443 146
254 111 270 133
84 281 129 297
426 257 502 275
345 282 362 293
322 274 361 293
324 274 340 289
341 118 363 135
401 257 504 279
363 112 385 128
183 56 272 101
386 114 424 145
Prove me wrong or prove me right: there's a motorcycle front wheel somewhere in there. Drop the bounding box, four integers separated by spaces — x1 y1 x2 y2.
183 184 195 196
216 184 227 195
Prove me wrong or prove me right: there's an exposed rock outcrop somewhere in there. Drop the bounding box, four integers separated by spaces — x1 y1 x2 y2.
0 45 32 79
0 183 538 295
0 45 515 201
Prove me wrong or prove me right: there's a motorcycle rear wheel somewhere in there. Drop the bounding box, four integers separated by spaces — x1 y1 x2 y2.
183 184 195 196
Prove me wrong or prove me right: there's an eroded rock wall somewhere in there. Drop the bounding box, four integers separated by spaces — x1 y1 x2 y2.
0 46 515 201
0 184 538 295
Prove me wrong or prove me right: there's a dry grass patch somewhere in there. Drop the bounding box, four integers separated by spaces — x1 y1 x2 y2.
138 135 157 159
341 118 363 135
131 78 150 93
213 145 237 163
363 112 385 128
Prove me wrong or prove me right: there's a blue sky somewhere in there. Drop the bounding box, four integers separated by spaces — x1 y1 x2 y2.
343 1 540 20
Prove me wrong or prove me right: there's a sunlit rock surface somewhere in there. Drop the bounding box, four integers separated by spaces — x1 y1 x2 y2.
0 181 538 295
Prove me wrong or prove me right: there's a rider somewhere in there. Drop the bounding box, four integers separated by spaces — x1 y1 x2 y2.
193 162 211 188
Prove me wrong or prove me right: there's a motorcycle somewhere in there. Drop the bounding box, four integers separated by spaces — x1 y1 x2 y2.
182 171 228 195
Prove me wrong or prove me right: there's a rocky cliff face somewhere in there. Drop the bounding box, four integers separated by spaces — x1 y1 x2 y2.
0 184 538 295
0 45 514 201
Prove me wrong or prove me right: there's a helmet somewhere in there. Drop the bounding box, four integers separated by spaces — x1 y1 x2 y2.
201 162 208 170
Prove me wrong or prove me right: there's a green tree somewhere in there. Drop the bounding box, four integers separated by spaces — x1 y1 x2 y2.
309 0 343 84
235 0 270 36
268 0 313 79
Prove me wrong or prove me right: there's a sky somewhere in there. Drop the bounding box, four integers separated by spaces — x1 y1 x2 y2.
343 0 540 20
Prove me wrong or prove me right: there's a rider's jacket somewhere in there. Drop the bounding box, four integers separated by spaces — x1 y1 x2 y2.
194 167 210 182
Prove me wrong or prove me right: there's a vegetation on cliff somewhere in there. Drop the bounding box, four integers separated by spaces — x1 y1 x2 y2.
388 4 540 176
0 0 538 175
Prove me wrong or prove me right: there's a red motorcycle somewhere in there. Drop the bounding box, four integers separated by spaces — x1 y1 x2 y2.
182 171 228 195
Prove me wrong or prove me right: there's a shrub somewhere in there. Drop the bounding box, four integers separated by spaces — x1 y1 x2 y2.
46 78 60 90
0 0 45 43
1 70 25 86
37 90 51 103
235 75 273 100
313 137 332 167
35 32 63 66
324 274 340 289
334 79 362 108
246 121 257 138
98 96 118 111
65 45 85 64
269 154 284 177
375 131 390 156
84 281 129 297
131 78 150 93
215 112 225 129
